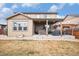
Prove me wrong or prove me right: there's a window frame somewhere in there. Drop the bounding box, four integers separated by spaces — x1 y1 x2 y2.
13 21 28 31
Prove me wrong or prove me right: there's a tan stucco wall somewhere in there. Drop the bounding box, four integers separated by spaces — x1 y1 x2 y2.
7 14 33 37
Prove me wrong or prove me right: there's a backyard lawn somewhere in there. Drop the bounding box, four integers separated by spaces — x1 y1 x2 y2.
0 40 79 56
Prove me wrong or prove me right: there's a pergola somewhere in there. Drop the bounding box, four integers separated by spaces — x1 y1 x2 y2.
60 23 78 36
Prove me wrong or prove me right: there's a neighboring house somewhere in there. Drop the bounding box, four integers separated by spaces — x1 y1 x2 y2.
53 14 79 39
62 15 79 39
7 12 58 37
0 24 7 35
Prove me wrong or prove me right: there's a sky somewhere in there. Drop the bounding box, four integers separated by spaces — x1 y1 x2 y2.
0 3 79 24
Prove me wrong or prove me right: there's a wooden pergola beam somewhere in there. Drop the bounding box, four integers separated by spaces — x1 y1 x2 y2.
61 24 78 36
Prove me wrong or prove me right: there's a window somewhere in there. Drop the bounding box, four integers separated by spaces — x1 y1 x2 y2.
13 27 17 30
13 22 17 30
23 27 27 30
18 24 22 30
13 21 27 31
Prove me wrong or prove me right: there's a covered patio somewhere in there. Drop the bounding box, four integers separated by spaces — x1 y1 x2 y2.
33 19 57 35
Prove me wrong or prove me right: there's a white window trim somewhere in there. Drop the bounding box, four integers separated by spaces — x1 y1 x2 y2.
13 21 28 31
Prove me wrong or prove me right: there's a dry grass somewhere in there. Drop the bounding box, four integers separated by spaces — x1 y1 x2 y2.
0 40 79 56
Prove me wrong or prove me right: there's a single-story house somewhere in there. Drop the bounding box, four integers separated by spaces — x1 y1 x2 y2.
6 12 79 39
7 12 59 37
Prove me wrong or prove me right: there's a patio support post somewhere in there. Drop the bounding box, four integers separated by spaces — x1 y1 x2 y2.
71 26 74 36
46 20 49 35
60 22 63 37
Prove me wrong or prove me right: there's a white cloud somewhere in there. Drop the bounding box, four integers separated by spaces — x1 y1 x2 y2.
68 3 76 6
68 3 79 6
48 3 79 12
0 3 5 8
0 19 7 25
58 4 65 10
0 7 13 24
48 5 58 12
1 7 14 18
21 3 40 7
0 13 4 17
2 7 13 13
11 4 18 9
0 7 14 24
48 4 65 12
0 13 5 19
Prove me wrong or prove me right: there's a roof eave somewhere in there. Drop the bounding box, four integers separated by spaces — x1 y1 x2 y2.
14 12 57 14
7 12 33 20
